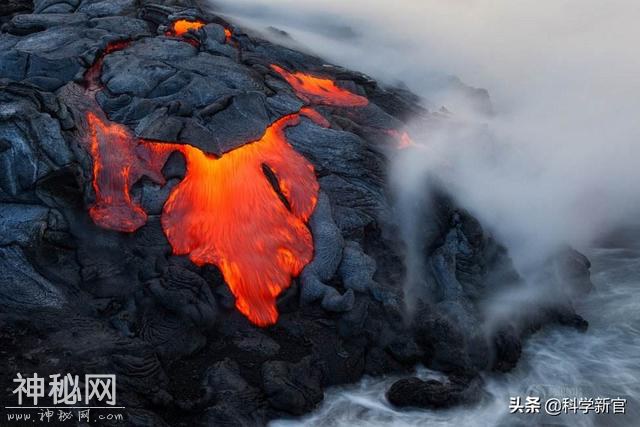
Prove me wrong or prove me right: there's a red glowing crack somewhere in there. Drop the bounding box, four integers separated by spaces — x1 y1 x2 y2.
270 64 369 107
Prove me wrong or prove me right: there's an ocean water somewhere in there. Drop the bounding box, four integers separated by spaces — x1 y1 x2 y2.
272 245 640 427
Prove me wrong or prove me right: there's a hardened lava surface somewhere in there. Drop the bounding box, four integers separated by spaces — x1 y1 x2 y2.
0 1 592 425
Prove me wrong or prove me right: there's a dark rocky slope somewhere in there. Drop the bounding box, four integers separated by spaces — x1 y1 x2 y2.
0 0 592 425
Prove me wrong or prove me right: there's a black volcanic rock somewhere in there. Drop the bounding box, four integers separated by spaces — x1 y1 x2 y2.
262 356 324 415
0 0 33 25
386 376 484 409
0 0 594 425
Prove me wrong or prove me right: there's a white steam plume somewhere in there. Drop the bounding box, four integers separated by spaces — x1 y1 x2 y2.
212 0 640 271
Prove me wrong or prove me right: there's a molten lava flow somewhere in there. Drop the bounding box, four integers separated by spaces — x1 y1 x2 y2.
84 112 173 232
167 19 205 37
79 36 336 326
82 40 166 232
271 64 369 107
83 103 327 326
224 28 232 43
161 109 325 326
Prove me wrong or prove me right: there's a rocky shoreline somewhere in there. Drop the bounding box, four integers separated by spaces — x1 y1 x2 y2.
0 1 592 425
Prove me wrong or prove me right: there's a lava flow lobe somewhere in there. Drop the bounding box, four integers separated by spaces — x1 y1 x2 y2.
271 64 369 107
85 111 171 232
80 40 333 325
166 19 205 37
162 108 326 326
79 34 374 326
84 106 329 326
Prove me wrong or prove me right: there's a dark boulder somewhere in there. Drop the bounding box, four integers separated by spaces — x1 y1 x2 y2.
386 376 484 409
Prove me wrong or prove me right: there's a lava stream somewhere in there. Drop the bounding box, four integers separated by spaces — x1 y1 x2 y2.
85 112 172 232
271 64 369 107
83 98 326 325
162 107 325 326
79 39 335 326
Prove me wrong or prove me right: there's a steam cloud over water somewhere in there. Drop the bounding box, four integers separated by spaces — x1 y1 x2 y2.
212 0 640 270
208 3 640 425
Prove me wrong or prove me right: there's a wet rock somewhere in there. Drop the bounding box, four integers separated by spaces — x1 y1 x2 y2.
554 245 594 296
337 297 370 339
413 306 476 378
492 326 522 372
201 402 258 427
386 334 425 365
386 376 483 409
364 347 405 376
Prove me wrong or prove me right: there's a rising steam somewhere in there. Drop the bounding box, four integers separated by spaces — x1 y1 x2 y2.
213 0 640 273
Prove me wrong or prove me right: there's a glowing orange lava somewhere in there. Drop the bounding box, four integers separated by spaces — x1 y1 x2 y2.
77 38 355 326
224 28 232 43
162 108 325 326
167 19 205 37
85 112 172 232
271 64 369 107
83 101 327 325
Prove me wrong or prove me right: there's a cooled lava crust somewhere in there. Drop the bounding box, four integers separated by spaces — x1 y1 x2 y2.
0 1 593 425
